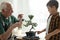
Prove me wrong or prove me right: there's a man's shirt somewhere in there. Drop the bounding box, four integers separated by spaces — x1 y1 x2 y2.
0 12 18 34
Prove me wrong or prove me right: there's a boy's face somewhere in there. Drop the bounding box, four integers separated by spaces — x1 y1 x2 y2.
47 6 57 15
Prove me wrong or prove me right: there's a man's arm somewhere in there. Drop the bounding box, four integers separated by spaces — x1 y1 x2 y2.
0 25 15 40
0 22 22 40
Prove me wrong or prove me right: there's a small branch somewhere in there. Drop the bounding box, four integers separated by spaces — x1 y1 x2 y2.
29 25 33 31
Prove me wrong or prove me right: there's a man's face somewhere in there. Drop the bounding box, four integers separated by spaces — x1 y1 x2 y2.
47 6 57 15
3 3 13 17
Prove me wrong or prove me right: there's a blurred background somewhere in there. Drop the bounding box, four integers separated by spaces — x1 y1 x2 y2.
0 0 60 40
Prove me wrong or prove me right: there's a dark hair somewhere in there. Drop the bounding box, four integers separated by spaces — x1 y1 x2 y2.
46 0 59 9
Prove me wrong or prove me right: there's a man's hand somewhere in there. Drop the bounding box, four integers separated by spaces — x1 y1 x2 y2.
18 14 23 19
0 22 22 40
11 22 22 29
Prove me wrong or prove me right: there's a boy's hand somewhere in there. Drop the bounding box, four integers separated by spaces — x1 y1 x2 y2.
36 31 42 34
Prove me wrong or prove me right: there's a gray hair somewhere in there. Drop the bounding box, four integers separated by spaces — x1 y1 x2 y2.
0 2 12 11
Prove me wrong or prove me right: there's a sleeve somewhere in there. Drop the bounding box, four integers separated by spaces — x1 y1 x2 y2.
11 16 19 23
0 13 5 34
0 23 5 34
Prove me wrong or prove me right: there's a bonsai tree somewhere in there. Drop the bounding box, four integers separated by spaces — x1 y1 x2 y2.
24 15 37 31
23 15 39 38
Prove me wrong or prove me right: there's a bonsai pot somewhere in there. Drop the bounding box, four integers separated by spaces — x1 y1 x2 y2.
26 31 36 37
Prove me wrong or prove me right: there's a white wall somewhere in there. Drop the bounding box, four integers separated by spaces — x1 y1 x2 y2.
12 0 30 19
0 0 60 40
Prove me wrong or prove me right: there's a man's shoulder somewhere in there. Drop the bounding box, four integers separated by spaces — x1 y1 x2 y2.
0 12 2 16
10 15 18 23
10 15 16 18
10 15 17 20
0 12 2 13
0 12 3 22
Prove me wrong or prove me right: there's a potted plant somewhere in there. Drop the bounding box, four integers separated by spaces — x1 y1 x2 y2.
24 15 37 37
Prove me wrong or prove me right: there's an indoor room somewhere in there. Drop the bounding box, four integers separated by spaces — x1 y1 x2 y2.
0 0 60 40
